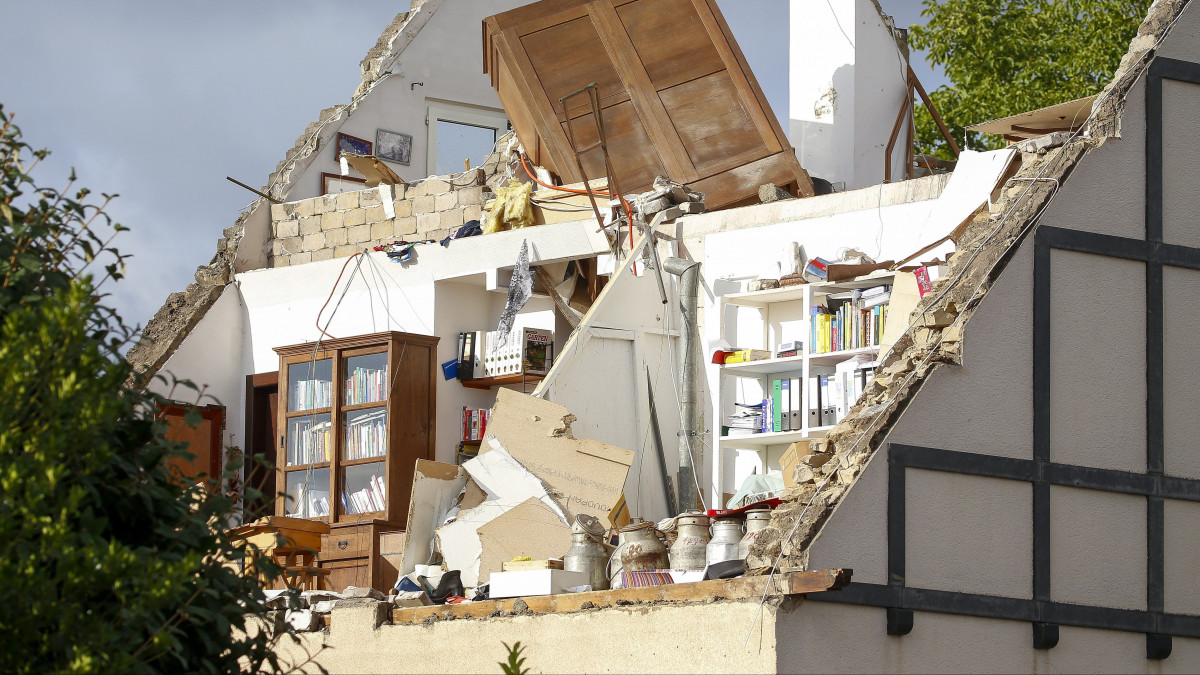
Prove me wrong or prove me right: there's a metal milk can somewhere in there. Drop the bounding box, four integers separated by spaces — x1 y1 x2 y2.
706 516 744 566
669 514 711 570
738 509 772 559
618 522 669 573
563 516 611 591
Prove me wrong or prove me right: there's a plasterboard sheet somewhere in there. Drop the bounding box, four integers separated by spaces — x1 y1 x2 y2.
400 460 467 578
905 149 1017 257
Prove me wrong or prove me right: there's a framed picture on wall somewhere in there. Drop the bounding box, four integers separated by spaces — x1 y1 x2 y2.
375 129 413 166
321 172 366 195
334 132 372 160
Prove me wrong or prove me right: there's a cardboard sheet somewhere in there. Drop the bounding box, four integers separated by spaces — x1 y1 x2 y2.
476 498 573 585
482 389 635 526
400 460 467 578
343 153 404 186
878 271 922 359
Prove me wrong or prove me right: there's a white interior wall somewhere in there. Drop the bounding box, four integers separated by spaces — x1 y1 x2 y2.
285 0 528 202
789 0 909 189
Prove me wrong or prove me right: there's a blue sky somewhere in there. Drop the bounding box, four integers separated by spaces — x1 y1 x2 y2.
0 0 943 329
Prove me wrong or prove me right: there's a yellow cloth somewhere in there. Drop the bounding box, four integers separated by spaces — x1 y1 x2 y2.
484 179 535 234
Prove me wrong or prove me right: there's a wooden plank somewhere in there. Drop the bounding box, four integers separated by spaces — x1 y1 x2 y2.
688 151 804 209
614 0 725 90
690 0 780 153
388 569 850 625
497 29 582 181
587 0 696 182
658 70 767 175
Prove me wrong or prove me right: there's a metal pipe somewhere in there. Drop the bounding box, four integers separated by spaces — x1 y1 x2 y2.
663 256 702 513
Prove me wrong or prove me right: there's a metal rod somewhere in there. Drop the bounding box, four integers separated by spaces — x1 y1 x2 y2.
646 365 679 517
226 176 281 204
663 257 702 512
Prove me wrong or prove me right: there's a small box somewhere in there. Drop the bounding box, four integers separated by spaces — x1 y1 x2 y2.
779 441 810 488
522 327 554 375
489 569 590 598
777 340 802 353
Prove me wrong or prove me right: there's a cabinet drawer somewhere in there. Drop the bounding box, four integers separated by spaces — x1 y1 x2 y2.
319 530 372 561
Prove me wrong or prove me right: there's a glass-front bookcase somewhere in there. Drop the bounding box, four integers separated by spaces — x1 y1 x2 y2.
273 331 439 525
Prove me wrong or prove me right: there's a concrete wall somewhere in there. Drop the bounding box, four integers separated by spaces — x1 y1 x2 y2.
797 6 1200 668
284 0 528 202
267 173 490 268
789 0 910 190
274 599 779 674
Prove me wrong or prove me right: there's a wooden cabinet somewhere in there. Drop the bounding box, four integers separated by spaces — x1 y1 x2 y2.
318 520 402 593
483 0 814 209
273 331 439 527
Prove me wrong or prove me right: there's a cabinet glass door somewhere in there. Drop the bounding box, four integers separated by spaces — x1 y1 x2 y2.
284 468 330 518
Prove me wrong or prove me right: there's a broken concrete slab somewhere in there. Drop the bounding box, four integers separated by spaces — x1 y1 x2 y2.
342 586 386 600
285 609 320 632
399 460 467 579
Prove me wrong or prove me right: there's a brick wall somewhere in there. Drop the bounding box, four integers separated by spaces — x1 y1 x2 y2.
268 170 493 267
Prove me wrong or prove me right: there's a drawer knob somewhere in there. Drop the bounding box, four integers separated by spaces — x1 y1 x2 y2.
338 540 349 550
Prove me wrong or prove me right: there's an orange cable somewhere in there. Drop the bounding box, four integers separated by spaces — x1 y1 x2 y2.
518 153 637 262
315 252 361 339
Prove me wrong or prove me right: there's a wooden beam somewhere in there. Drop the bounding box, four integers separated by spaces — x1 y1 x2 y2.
909 66 960 158
388 568 851 625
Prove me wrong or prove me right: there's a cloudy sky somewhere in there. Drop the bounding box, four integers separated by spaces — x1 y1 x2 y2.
0 0 942 330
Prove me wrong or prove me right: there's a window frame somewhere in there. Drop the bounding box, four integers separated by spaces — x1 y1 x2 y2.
425 101 508 176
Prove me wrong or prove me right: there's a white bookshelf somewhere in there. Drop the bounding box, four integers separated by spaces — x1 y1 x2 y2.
714 275 893 500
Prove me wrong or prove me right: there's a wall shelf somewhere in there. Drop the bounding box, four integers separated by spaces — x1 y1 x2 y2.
460 372 545 390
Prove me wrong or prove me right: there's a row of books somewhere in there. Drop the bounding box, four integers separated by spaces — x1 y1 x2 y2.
342 475 387 514
345 366 387 406
289 483 331 518
292 378 333 411
811 285 890 354
724 357 878 435
288 419 332 465
344 409 387 461
462 406 489 441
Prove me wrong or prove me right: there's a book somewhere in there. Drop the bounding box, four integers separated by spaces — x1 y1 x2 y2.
724 349 771 363
522 327 553 375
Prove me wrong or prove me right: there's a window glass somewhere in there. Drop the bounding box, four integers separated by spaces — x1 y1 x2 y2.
435 120 497 175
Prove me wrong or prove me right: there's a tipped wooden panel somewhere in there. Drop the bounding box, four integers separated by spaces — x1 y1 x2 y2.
560 100 669 193
659 70 766 174
615 0 724 89
520 16 625 110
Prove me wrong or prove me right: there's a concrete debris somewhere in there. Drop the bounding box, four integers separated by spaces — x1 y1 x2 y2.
758 183 794 203
1014 131 1073 154
342 586 387 600
285 609 321 632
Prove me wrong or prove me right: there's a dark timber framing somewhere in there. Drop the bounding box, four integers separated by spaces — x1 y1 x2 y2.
810 57 1200 662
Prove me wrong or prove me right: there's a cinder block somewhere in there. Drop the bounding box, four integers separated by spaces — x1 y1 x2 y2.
457 186 485 206
299 216 322 235
312 248 334 262
392 183 407 200
343 209 366 227
435 191 458 211
422 178 451 195
413 195 436 215
371 221 394 240
291 251 312 265
271 254 290 268
438 208 464 230
279 236 304 255
393 199 412 218
426 228 450 242
295 199 316 218
395 216 417 235
463 205 483 222
335 245 359 258
275 220 299 238
270 203 288 221
302 232 325 252
324 228 348 247
348 224 372 244
321 211 345 230
313 195 334 215
359 189 382 207
336 191 359 210
364 205 385 224
271 239 286 257
416 212 439 233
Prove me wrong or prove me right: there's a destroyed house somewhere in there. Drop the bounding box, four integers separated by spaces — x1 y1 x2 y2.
128 0 1200 671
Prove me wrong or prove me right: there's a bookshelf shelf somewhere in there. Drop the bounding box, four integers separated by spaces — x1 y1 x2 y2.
459 372 545 390
714 276 893 499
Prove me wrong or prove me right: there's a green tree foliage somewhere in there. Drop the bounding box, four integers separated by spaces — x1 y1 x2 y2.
909 0 1151 157
0 105 294 673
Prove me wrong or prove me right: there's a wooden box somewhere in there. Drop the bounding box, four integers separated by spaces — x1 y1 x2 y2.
318 520 403 593
483 0 814 210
